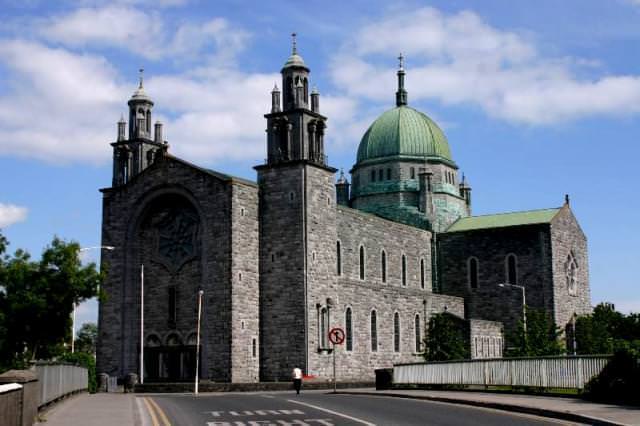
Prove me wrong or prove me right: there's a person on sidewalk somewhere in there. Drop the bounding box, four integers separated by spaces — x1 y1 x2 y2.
292 367 303 395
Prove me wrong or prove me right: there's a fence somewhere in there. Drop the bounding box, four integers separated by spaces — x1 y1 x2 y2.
35 363 88 406
394 356 610 390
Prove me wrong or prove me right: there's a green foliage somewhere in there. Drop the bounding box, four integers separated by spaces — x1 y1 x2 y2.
60 352 97 393
584 345 640 406
576 303 640 355
0 230 103 371
506 307 564 357
423 313 469 361
75 322 98 355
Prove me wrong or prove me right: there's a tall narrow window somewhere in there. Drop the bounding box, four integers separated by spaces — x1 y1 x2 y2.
359 245 365 280
345 307 353 351
468 257 479 289
168 286 176 325
415 314 421 352
401 255 407 286
506 254 517 284
370 310 377 352
393 312 400 352
565 251 578 296
371 170 376 182
386 168 391 180
252 338 257 358
420 258 425 289
378 169 383 181
381 250 387 283
410 167 415 179
320 307 328 348
336 241 342 275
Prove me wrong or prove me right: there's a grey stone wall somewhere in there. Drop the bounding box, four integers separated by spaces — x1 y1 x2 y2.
550 206 592 332
438 224 555 347
310 205 464 381
98 156 259 382
256 162 309 381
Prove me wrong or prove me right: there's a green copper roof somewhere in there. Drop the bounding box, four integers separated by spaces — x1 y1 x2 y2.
445 208 561 232
356 106 452 164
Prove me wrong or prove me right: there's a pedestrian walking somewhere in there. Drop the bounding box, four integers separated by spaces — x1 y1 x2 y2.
292 367 302 395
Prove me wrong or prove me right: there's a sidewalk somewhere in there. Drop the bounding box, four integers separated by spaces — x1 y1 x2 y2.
37 392 139 426
338 388 640 426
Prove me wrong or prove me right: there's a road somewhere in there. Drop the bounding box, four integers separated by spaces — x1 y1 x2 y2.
140 391 581 426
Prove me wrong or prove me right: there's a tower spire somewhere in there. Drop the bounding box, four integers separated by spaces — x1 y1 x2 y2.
396 53 408 107
291 32 297 55
138 67 144 89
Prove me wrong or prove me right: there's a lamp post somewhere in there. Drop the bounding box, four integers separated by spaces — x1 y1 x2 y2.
572 312 578 356
140 263 144 385
74 246 115 353
498 283 527 348
194 289 204 395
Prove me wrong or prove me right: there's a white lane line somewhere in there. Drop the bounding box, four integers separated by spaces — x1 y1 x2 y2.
286 399 376 426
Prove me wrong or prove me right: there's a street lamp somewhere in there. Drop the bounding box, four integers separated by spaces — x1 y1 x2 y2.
73 246 115 353
194 289 204 395
498 282 527 335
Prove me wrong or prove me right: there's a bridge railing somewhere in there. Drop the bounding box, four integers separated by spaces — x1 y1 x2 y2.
35 362 88 406
393 355 610 389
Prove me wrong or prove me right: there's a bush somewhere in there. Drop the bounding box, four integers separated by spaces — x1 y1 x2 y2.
583 344 640 406
60 352 97 393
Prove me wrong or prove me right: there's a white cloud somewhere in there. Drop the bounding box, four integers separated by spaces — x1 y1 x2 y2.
330 7 640 125
0 203 28 228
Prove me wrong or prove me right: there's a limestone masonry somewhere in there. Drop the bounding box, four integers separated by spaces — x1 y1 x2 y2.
97 39 591 383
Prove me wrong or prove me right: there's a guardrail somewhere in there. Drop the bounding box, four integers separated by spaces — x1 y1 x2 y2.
394 355 610 389
35 363 88 406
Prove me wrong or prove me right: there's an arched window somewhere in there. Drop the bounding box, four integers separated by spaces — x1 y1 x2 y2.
415 314 421 352
393 312 400 352
468 257 479 289
506 254 517 284
336 241 342 275
378 169 383 181
359 245 365 280
386 168 391 180
371 170 376 182
401 255 407 286
410 167 415 179
420 258 425 289
565 251 578 296
370 310 378 352
345 307 353 351
381 250 387 283
146 110 151 133
303 77 308 101
320 307 328 348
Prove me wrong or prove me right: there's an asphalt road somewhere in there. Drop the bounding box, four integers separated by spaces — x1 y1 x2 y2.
143 391 581 426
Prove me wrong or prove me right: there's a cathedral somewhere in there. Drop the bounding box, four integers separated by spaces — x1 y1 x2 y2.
96 39 592 383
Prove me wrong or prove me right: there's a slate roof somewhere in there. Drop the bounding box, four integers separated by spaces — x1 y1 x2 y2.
445 208 561 232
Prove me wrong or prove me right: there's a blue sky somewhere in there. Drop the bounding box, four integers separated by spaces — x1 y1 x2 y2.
0 0 639 333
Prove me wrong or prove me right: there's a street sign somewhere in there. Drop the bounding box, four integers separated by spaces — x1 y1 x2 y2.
329 327 345 345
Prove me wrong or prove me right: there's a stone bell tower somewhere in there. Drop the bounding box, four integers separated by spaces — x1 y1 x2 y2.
256 34 338 380
111 69 167 187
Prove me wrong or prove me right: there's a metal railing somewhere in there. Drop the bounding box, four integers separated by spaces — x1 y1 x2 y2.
393 355 610 389
35 363 88 406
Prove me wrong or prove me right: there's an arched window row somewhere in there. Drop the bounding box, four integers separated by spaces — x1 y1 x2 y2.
369 168 394 183
337 242 427 289
473 336 503 359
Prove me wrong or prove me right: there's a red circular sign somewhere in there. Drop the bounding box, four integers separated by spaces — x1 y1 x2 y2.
329 327 346 345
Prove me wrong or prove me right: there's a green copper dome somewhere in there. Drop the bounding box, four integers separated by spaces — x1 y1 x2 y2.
356 105 452 164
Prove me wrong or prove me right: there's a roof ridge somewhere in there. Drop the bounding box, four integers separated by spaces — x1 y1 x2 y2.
461 207 561 219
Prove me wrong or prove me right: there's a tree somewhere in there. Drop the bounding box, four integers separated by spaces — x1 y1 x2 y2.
0 231 103 370
506 307 564 357
423 313 469 361
75 322 98 355
576 302 640 355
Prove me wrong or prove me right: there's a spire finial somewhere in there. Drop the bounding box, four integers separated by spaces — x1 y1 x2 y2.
291 32 297 55
138 67 144 89
398 52 404 71
395 53 408 106
565 194 570 205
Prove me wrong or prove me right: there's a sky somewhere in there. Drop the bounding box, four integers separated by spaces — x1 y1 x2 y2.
0 0 639 334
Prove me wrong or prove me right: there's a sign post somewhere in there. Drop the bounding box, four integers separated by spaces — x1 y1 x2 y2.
328 327 345 393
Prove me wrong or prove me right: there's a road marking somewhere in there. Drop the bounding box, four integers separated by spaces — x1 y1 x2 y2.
207 409 306 417
142 397 160 426
146 397 172 426
286 399 376 426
